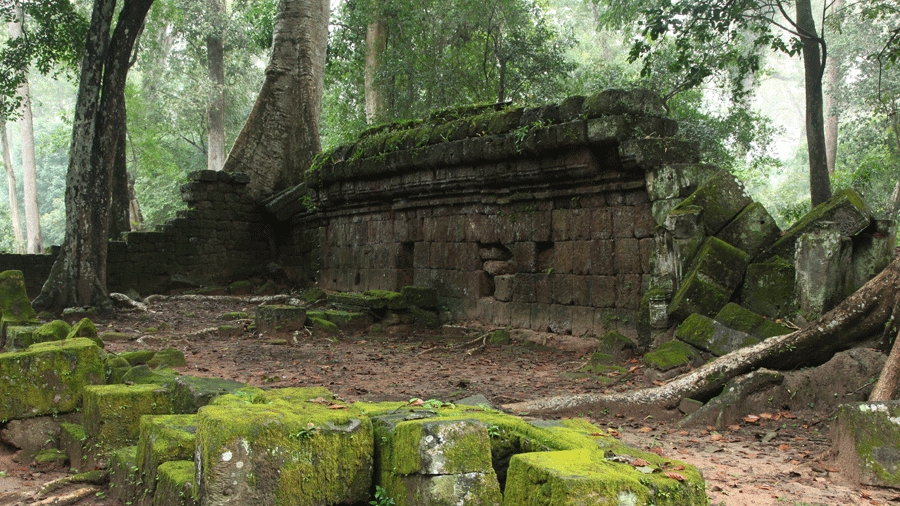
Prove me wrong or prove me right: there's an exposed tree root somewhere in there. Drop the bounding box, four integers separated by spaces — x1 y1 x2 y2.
504 257 900 415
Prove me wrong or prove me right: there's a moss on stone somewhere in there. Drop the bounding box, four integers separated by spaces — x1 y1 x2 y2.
107 446 141 505
643 341 701 371
302 288 327 304
409 307 440 329
310 317 339 334
148 348 187 368
66 318 102 348
255 304 307 335
33 448 67 465
323 310 374 329
99 331 131 342
740 256 797 319
136 414 198 504
60 422 88 472
34 320 72 344
675 170 753 236
221 311 248 321
4 324 40 350
667 270 731 322
0 270 37 335
228 280 254 295
82 384 173 452
0 338 104 421
171 375 246 414
119 350 157 366
401 286 438 309
714 303 792 340
105 355 131 384
121 364 179 386
488 329 511 345
154 460 199 506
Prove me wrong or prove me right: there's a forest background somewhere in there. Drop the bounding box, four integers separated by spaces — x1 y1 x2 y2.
0 0 898 254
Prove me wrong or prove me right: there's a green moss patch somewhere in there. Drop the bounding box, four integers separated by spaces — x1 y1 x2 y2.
0 270 37 338
119 350 157 366
154 460 199 506
4 324 41 351
60 423 88 472
171 375 246 414
714 303 792 340
323 310 374 329
740 256 796 318
136 414 198 504
833 401 900 487
310 317 339 335
329 291 408 311
674 170 753 235
643 341 701 371
221 311 248 321
675 313 759 356
108 446 141 505
148 348 187 368
82 384 173 452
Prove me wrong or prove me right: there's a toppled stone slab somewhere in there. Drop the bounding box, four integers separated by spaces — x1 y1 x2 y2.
675 314 759 357
646 163 719 201
740 256 796 318
328 290 408 311
82 384 173 453
716 201 781 259
762 188 872 262
0 338 104 421
137 415 198 506
795 222 853 319
171 375 246 414
673 171 753 235
832 401 900 487
196 387 373 506
255 304 307 334
643 340 703 371
714 303 792 340
668 237 750 321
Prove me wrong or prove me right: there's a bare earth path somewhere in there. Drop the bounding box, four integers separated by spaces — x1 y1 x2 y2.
1 296 898 505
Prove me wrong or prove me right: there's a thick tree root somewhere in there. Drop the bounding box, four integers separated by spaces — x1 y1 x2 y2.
504 258 900 415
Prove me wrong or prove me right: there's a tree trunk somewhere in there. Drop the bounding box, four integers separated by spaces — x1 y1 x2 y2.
504 257 900 414
127 170 144 231
34 0 154 312
108 120 130 240
206 0 226 171
823 0 842 175
10 3 42 253
365 19 386 124
796 0 832 207
222 0 329 200
871 329 900 401
1 119 24 253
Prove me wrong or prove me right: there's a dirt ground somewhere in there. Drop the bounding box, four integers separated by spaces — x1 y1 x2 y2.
2 295 899 505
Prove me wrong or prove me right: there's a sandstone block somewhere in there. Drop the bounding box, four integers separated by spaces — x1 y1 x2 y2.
136 414 198 506
714 303 792 340
740 256 796 318
675 313 759 356
716 201 781 259
673 170 753 235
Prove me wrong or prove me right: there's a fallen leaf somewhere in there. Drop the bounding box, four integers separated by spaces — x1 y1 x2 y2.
307 397 329 405
638 427 652 433
759 412 775 420
634 466 655 474
710 433 723 441
327 404 347 410
670 465 686 471
649 447 665 456
743 414 761 424
589 432 605 437
727 425 742 432
778 444 790 451
653 380 667 386
665 472 685 481
781 411 797 419
608 429 621 438
627 365 641 374
631 458 650 467
407 398 425 407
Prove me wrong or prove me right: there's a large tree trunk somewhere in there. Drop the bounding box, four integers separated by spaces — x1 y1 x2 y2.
222 0 329 200
796 0 832 207
1 120 24 253
108 121 130 240
823 0 842 175
10 3 42 253
206 0 226 171
504 257 900 414
34 0 154 312
364 19 386 124
871 329 900 401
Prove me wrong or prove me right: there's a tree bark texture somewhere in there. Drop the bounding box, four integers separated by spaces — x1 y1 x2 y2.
823 0 842 175
35 0 153 311
206 0 226 171
870 329 900 401
108 122 130 240
1 120 24 253
364 19 386 124
222 0 329 200
10 3 43 253
504 257 900 415
796 0 832 207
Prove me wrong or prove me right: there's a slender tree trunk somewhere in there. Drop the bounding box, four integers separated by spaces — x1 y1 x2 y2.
10 3 42 253
127 171 144 231
364 19 386 124
222 0 329 200
108 120 130 240
35 0 154 311
1 120 24 253
871 329 900 401
207 0 226 171
823 0 842 175
796 0 832 207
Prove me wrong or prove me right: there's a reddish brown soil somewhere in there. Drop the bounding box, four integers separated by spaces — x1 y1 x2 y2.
1 296 898 505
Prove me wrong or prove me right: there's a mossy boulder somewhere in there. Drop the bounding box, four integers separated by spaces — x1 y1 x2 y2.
36 320 73 343
105 355 132 384
715 201 781 258
221 312 248 321
170 375 246 414
154 460 199 506
310 317 339 335
67 318 102 348
409 307 440 329
832 401 900 487
60 422 88 472
643 340 702 371
120 350 157 366
675 313 759 357
100 331 131 342
714 303 792 340
674 170 753 235
0 338 104 421
121 365 179 386
255 304 307 335
740 256 796 318
488 329 511 345
596 331 636 362
136 415 198 505
196 387 373 506
668 237 750 322
0 270 37 339
217 325 241 337
323 310 374 329
301 287 327 304
82 384 173 453
3 324 41 351
148 348 187 368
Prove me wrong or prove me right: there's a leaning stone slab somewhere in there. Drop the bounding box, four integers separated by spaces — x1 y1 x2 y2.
673 170 753 235
795 222 853 320
170 375 245 414
0 338 104 421
196 387 373 506
82 384 173 454
716 202 781 259
0 270 37 341
714 303 792 340
503 448 707 506
832 401 900 487
136 415 197 506
740 256 796 318
646 163 719 201
850 219 897 293
667 270 731 322
667 237 750 321
675 314 759 357
154 460 199 506
762 188 872 261
254 304 307 334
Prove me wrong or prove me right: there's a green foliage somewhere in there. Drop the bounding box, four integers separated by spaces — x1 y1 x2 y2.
369 485 395 506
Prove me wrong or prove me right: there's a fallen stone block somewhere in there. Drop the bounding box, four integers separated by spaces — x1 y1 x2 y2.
136 415 197 506
108 446 141 506
643 340 703 371
795 222 853 320
503 448 706 505
147 348 187 368
322 309 374 329
82 384 173 455
0 270 37 341
409 307 440 329
120 350 157 366
153 460 199 506
196 387 373 506
60 422 88 472
0 414 78 463
666 270 731 322
673 170 753 235
646 163 719 201
714 303 792 340
170 376 245 414
762 188 872 261
328 290 408 311
850 219 896 293
832 401 900 487
675 314 759 356
121 365 179 386
679 369 784 429
716 201 781 259
3 324 40 351
0 338 104 421
740 256 796 318
254 304 307 334
667 237 750 321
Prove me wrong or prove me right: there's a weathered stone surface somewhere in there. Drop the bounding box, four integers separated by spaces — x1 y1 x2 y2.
254 304 307 334
849 219 896 293
0 338 104 421
667 270 731 322
646 163 719 201
0 270 37 342
3 324 40 351
483 260 515 276
328 290 408 310
197 387 372 506
60 422 88 472
136 415 198 506
795 222 853 320
83 384 173 453
0 414 78 463
673 171 753 235
396 473 502 506
679 369 784 429
153 460 199 506
643 340 703 371
171 376 245 414
832 401 900 487
582 88 667 118
667 237 750 321
713 303 792 340
109 446 141 505
762 188 872 262
675 313 759 357
716 202 781 259
740 256 796 318
148 348 188 368
401 285 438 309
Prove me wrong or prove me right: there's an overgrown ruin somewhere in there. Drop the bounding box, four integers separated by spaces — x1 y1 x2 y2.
1 88 899 504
